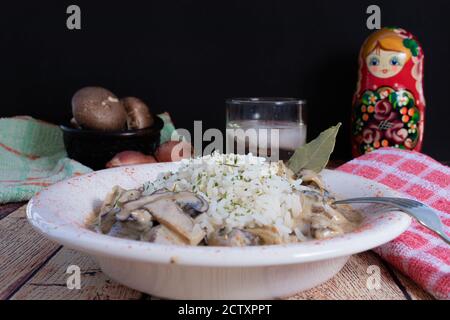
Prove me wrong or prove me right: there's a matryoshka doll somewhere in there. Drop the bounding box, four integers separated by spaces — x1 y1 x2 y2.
352 27 425 156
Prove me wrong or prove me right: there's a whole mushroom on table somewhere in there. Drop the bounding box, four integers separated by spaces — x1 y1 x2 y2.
69 86 193 168
71 87 127 131
121 97 154 130
71 87 153 132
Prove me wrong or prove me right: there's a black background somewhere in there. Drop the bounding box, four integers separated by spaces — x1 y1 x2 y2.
0 0 449 160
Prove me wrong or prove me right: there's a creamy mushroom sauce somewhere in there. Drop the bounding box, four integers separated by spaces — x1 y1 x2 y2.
88 163 362 247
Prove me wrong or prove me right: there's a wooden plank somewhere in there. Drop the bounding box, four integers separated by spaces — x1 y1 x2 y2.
0 202 26 219
287 251 408 300
15 250 408 300
11 248 144 300
4 205 432 300
392 268 434 300
0 205 61 300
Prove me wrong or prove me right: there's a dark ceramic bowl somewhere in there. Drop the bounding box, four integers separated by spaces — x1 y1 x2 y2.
61 116 164 170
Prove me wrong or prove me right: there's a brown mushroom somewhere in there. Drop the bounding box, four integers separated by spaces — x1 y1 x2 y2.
121 97 154 130
72 87 127 131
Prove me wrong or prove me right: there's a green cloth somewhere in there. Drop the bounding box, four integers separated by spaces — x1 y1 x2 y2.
0 114 177 204
158 112 178 143
0 117 92 203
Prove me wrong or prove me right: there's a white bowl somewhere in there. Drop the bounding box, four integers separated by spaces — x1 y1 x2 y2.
27 163 411 299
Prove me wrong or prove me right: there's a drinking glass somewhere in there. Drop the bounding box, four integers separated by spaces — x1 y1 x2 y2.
225 98 307 161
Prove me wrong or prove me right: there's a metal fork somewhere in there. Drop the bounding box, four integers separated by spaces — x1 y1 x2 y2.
333 197 450 245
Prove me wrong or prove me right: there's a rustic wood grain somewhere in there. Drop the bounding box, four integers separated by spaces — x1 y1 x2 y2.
1 204 433 300
287 252 407 300
11 248 144 300
14 249 404 300
0 205 61 300
0 202 26 219
392 268 434 300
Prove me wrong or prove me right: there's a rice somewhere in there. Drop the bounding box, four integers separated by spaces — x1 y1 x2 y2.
143 152 304 241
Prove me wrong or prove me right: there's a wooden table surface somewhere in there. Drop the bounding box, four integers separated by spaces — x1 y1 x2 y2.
0 203 433 300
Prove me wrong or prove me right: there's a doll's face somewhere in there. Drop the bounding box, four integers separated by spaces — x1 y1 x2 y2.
366 48 407 78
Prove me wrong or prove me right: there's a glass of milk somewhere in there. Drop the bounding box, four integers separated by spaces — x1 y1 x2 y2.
226 98 307 161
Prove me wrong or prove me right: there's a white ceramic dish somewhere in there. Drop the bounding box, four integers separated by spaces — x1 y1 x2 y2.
27 163 411 299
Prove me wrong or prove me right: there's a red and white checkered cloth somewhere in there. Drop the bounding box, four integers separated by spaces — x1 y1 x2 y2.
337 147 449 299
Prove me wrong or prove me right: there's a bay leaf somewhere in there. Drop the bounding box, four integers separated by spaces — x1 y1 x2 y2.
286 123 341 174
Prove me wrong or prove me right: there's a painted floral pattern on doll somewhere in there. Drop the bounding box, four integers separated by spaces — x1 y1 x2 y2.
352 27 425 156
353 87 420 154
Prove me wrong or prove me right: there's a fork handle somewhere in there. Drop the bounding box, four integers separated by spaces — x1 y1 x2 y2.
333 198 393 205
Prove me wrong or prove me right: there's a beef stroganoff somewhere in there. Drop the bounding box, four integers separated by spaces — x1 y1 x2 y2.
89 153 362 246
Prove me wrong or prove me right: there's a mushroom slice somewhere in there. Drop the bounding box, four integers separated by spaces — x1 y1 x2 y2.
98 186 125 233
310 213 346 239
129 209 153 230
333 203 363 223
246 226 283 245
207 228 260 247
150 188 173 195
172 191 209 216
116 192 173 221
300 169 325 190
311 214 334 229
107 209 153 240
143 225 188 245
144 199 205 245
99 210 118 234
99 186 125 217
107 221 142 240
323 203 350 224
313 228 343 239
117 189 142 204
117 190 208 221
